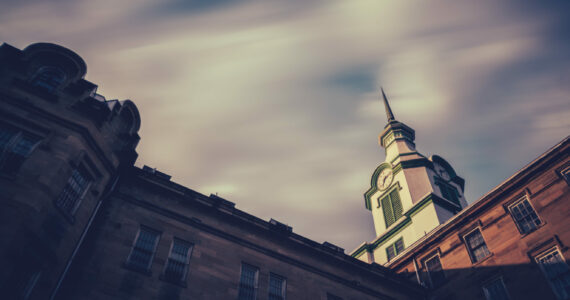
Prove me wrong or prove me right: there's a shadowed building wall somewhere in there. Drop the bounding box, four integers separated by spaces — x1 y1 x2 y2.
0 42 425 300
59 167 424 299
0 42 140 300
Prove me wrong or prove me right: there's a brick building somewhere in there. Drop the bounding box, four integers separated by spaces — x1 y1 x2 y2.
350 93 570 300
0 42 568 300
383 137 570 300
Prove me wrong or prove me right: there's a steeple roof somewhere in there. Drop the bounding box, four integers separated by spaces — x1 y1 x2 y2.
377 88 415 148
381 88 395 122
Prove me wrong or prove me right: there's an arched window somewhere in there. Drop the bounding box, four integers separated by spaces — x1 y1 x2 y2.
31 66 67 92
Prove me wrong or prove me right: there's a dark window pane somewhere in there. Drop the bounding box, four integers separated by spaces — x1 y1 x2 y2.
509 198 541 234
465 229 490 263
164 239 191 282
268 273 286 300
439 181 459 205
127 227 159 272
0 125 40 175
386 245 396 261
55 167 92 215
238 264 258 300
483 278 509 300
31 67 66 92
537 249 570 299
425 255 445 288
394 239 405 254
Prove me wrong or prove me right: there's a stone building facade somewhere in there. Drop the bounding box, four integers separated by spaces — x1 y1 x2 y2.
0 42 140 300
0 43 424 300
58 166 424 300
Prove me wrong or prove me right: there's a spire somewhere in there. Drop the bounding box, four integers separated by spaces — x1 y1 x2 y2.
381 88 395 122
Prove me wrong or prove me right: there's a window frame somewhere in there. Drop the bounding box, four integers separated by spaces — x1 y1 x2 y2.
535 247 570 300
481 276 510 300
507 196 542 235
54 164 93 220
462 227 491 264
561 166 570 186
435 179 461 206
386 237 405 262
238 263 259 300
30 66 67 93
268 272 287 300
0 124 42 176
423 252 446 288
125 226 161 274
161 238 193 285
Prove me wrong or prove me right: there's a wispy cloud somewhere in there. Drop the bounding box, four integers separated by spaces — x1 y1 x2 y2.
2 0 569 249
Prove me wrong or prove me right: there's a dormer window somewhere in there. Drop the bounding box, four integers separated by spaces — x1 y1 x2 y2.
31 66 67 93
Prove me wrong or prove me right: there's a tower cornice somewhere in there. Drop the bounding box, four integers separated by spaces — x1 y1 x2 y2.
379 121 415 148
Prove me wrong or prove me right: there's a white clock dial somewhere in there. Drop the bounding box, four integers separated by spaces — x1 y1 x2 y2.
378 169 393 190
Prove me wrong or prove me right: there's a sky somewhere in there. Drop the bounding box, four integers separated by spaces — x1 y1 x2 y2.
2 0 569 251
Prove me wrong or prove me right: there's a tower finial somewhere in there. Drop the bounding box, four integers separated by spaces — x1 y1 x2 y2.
381 87 395 122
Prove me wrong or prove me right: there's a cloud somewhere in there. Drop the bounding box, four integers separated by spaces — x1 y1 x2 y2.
2 0 569 249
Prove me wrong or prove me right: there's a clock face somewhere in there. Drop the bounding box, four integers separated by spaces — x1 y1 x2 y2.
378 168 393 190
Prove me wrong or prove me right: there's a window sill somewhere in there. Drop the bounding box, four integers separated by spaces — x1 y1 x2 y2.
518 222 547 239
471 253 494 266
159 275 188 288
123 263 152 277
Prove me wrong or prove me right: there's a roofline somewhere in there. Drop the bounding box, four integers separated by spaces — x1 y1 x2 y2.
385 135 570 268
125 166 426 293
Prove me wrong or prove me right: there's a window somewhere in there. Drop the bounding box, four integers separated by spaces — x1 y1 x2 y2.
482 277 510 300
54 166 92 216
437 181 460 206
163 239 192 283
381 189 403 228
424 254 445 288
126 227 160 273
268 273 286 300
31 66 66 92
508 197 541 234
561 167 570 186
0 124 41 176
536 248 570 299
464 228 491 263
386 238 405 262
326 293 343 300
238 263 259 300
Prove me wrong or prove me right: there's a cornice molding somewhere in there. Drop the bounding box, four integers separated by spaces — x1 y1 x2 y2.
116 193 425 297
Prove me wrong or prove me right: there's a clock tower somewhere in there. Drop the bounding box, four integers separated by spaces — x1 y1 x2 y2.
351 89 468 264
